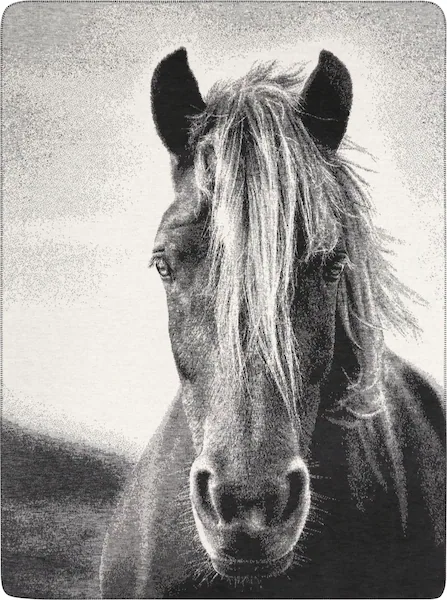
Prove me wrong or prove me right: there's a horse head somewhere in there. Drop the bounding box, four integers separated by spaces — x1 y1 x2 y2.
150 48 355 578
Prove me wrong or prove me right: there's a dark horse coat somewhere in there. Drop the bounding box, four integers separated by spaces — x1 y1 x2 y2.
101 49 445 598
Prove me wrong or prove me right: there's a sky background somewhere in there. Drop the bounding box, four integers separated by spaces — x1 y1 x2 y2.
3 2 445 459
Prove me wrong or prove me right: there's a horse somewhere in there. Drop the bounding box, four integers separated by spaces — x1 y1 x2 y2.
100 48 445 599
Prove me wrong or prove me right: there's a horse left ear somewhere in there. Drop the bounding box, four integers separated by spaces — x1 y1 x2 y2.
151 47 205 158
300 50 352 152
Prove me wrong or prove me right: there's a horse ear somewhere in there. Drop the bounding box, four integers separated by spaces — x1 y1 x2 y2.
300 50 352 152
151 48 205 158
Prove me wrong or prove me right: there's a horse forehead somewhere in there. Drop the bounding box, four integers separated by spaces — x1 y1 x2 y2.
158 169 200 233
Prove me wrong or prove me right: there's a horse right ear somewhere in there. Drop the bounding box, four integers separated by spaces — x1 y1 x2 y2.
300 50 352 152
151 48 205 159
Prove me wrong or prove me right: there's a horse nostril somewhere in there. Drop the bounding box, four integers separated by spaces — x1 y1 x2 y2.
264 491 279 524
193 470 216 521
196 470 210 500
281 469 307 523
219 491 239 524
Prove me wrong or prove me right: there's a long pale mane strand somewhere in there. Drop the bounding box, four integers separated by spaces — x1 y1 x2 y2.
190 62 419 420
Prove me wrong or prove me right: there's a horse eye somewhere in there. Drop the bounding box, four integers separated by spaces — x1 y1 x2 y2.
154 257 172 280
324 252 347 282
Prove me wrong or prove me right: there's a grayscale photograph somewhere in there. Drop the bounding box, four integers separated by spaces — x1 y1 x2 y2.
2 2 445 598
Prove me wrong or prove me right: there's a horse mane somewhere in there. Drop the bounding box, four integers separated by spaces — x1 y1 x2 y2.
189 61 419 424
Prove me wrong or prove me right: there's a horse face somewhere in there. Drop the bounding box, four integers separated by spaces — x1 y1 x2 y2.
151 48 351 578
153 191 342 575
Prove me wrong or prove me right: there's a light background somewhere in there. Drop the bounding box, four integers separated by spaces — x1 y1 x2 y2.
3 2 445 459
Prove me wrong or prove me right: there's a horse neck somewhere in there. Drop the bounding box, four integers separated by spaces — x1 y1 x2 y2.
310 395 406 526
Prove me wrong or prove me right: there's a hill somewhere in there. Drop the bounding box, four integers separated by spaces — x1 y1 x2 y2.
2 420 133 598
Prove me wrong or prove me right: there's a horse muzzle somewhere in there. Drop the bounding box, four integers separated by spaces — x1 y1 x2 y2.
190 457 310 578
